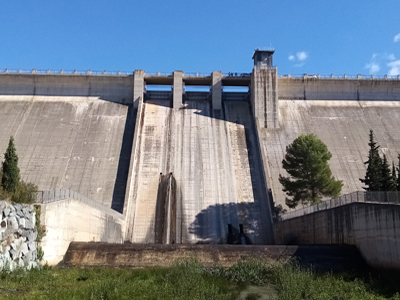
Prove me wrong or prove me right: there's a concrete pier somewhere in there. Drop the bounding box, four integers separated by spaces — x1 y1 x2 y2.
173 71 183 108
212 71 222 110
133 70 145 108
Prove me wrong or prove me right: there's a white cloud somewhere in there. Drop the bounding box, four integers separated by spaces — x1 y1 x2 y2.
394 33 400 42
388 60 400 75
297 51 308 61
365 54 380 74
288 51 308 67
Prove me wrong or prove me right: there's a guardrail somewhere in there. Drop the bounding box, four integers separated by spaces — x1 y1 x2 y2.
279 191 400 221
1 68 399 80
0 68 133 76
279 73 400 80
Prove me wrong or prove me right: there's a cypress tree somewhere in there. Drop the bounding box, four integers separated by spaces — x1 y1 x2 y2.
397 154 400 191
360 130 382 191
381 154 394 191
1 137 20 193
392 161 398 191
279 134 343 208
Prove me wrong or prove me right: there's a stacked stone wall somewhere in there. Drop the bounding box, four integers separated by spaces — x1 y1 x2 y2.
0 201 39 270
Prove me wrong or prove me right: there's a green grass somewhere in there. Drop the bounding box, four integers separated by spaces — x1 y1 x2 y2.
1 259 400 300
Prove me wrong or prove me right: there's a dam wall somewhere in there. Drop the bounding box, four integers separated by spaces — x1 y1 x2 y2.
278 77 400 101
38 189 125 265
274 192 400 270
259 99 400 208
0 74 135 212
0 73 133 104
124 97 274 245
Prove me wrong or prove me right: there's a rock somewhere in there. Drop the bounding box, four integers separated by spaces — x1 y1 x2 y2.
18 218 26 228
28 241 37 252
20 243 29 256
9 248 18 260
16 208 25 218
22 251 32 265
7 216 18 230
3 207 11 218
25 218 35 230
22 206 32 215
28 261 38 270
15 258 24 268
0 201 7 212
0 219 7 230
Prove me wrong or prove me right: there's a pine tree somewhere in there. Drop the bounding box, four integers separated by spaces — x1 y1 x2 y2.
381 154 394 191
279 134 343 208
1 137 20 193
360 130 382 191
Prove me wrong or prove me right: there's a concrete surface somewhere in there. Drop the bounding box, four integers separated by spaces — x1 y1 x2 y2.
0 96 134 212
124 99 274 245
259 100 400 209
40 197 125 265
274 201 400 270
173 71 183 108
212 71 222 110
133 70 145 109
63 242 366 272
0 73 133 105
279 77 400 101
251 68 278 128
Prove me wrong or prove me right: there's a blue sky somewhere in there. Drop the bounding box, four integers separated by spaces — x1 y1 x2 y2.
0 1 399 76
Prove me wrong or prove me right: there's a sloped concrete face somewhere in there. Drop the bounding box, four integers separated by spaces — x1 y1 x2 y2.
125 99 274 245
259 100 400 209
0 96 134 211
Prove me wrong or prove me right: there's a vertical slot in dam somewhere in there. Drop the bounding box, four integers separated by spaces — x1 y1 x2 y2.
155 173 177 244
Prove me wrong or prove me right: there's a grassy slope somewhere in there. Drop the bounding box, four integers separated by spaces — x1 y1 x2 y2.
0 259 399 300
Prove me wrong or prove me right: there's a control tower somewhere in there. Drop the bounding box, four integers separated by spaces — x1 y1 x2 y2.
251 49 278 128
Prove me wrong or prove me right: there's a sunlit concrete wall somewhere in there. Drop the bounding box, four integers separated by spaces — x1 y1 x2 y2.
274 202 400 270
259 100 400 209
40 198 125 265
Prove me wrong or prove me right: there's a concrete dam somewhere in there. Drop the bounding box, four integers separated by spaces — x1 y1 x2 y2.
1 50 400 264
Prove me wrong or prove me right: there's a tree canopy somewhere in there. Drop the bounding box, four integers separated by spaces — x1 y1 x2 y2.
279 134 343 208
360 130 384 191
1 136 20 193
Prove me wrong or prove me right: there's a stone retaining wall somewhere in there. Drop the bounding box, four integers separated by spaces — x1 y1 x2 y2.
0 201 39 271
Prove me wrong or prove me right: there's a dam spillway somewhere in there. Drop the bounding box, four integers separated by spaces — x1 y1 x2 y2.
124 97 274 244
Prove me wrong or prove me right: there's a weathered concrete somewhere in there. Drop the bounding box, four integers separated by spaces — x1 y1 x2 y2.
124 99 274 245
40 197 125 265
279 77 400 101
0 73 133 104
63 242 366 272
0 96 134 211
133 70 145 109
259 100 400 209
274 202 400 270
173 71 183 108
251 68 278 128
212 71 222 110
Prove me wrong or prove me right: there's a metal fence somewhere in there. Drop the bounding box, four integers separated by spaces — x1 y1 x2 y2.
0 68 133 76
279 73 400 80
33 188 94 204
279 191 400 221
